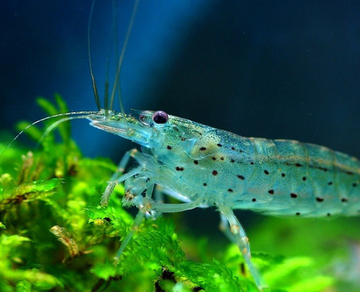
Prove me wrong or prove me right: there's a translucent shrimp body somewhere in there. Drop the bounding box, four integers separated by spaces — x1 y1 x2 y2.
90 110 360 217
88 109 360 289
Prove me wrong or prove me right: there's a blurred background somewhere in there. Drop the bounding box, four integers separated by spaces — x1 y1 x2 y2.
1 0 360 265
1 0 360 160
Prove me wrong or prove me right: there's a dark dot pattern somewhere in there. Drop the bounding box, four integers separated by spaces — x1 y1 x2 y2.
170 134 360 219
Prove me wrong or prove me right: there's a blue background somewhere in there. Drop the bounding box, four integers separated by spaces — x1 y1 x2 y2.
1 0 360 248
1 0 360 161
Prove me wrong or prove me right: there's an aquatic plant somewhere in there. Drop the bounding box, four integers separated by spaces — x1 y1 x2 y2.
0 95 357 291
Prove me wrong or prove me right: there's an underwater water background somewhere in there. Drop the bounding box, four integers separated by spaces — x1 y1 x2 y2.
1 0 360 160
1 1 360 289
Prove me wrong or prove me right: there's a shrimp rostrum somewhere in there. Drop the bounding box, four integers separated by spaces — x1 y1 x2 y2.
88 108 360 290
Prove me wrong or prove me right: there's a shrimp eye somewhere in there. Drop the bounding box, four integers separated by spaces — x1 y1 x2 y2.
152 111 168 124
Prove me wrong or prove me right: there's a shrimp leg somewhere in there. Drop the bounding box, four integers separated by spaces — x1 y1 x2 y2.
218 203 266 290
147 196 204 213
114 196 204 263
114 208 145 263
219 213 235 242
100 149 139 206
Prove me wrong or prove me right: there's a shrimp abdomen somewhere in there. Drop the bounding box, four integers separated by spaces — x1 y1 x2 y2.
232 137 360 217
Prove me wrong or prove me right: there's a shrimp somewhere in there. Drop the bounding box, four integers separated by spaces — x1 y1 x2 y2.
87 106 360 290
80 1 360 290
4 1 359 291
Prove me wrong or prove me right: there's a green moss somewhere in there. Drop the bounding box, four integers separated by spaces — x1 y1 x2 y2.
0 95 357 291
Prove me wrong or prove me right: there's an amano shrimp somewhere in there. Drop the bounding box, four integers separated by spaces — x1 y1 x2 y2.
53 1 360 290
5 1 360 291
84 2 360 290
88 107 360 290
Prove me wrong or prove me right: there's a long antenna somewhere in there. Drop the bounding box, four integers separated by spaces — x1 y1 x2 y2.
88 0 101 110
0 111 98 160
110 0 119 112
109 0 139 113
102 1 117 113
